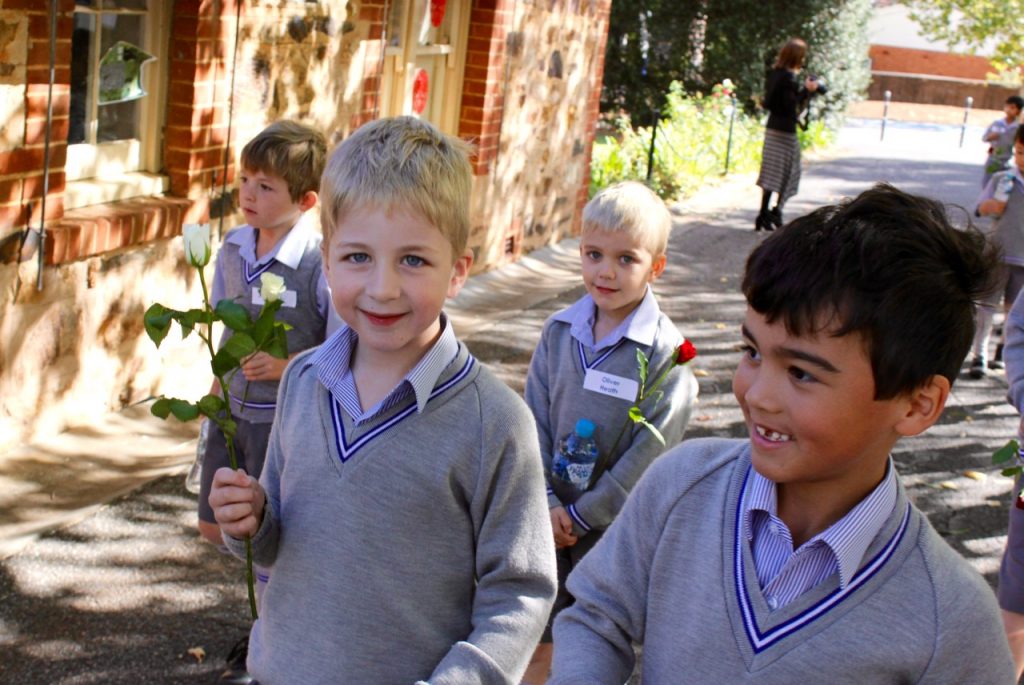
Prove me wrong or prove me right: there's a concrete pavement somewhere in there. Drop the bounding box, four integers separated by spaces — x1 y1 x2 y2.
0 118 1019 683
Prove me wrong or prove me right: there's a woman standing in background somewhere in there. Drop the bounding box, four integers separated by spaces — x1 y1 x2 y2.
754 38 819 232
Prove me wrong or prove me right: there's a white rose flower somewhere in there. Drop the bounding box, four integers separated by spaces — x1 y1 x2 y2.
182 223 211 268
259 272 287 303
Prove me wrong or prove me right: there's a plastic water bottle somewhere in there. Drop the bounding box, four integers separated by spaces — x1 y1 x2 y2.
995 173 1015 202
185 419 209 495
551 418 600 493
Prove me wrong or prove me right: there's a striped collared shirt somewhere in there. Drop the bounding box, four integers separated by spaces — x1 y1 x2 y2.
311 314 459 424
742 459 897 611
551 287 660 351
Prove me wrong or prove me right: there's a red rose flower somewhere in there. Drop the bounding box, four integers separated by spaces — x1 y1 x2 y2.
676 340 697 365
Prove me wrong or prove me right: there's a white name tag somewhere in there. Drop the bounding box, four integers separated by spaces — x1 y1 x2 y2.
583 368 638 402
252 287 297 308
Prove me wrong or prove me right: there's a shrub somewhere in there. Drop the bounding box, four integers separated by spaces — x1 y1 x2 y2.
591 80 830 201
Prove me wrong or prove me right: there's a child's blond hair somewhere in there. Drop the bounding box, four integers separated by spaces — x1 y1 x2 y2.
319 116 473 256
582 181 672 256
240 120 327 202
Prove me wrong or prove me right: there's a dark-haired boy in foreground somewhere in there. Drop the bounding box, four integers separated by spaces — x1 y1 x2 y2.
547 184 1015 683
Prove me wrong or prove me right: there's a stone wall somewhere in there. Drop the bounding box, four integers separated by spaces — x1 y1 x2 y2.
465 0 609 268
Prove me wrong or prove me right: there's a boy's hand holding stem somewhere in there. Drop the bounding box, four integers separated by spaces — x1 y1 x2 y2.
210 468 266 538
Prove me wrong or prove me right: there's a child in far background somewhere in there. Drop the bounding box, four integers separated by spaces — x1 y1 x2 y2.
999 288 1024 679
196 119 340 684
969 124 1024 379
521 181 698 684
982 95 1024 188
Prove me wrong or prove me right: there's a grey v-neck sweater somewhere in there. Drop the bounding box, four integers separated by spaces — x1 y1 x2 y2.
524 306 697 536
225 343 557 684
549 438 1014 684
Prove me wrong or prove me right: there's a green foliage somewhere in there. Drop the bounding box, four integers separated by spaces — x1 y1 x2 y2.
602 0 872 126
144 295 290 423
592 80 824 201
907 0 1024 76
602 0 705 120
994 439 1024 496
143 303 174 348
151 397 201 422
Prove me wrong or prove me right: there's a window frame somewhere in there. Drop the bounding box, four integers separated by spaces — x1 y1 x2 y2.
65 1 168 187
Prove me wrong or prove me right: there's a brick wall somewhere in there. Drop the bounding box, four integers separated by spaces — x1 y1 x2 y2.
869 45 996 81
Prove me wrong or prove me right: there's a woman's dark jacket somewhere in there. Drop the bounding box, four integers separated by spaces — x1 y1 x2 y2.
764 68 809 133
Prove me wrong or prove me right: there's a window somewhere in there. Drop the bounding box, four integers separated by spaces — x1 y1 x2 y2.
66 0 168 206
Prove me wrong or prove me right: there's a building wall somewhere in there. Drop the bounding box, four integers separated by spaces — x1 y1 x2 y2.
869 45 995 81
868 71 1018 110
0 0 609 450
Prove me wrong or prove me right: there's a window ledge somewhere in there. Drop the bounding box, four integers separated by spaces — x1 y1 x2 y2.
45 195 194 265
63 173 170 211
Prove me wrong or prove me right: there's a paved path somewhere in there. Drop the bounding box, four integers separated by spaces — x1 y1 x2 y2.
0 120 1017 683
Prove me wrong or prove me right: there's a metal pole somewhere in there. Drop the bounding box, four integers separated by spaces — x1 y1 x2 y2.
880 90 891 142
36 0 58 290
724 94 737 175
646 110 659 184
960 96 974 148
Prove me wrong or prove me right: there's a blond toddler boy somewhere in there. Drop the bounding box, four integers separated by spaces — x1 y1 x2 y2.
522 181 698 682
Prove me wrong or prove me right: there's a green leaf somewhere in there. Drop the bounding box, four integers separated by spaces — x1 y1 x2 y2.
221 416 238 440
250 308 276 347
212 347 239 377
177 308 211 338
1003 467 1023 478
151 397 171 419
168 399 200 422
635 348 649 385
143 303 175 347
197 393 226 417
628 405 644 423
264 325 289 359
994 440 1021 465
636 417 666 445
259 298 284 321
215 299 253 332
224 332 257 360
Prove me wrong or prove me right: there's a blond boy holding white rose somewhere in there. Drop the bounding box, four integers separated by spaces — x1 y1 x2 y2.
195 119 340 684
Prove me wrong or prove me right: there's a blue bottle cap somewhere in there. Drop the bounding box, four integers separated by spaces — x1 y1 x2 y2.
575 418 596 439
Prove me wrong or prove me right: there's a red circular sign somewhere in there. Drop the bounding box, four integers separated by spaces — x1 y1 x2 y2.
412 69 429 115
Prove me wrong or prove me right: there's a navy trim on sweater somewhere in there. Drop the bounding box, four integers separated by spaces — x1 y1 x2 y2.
329 355 476 462
733 465 911 653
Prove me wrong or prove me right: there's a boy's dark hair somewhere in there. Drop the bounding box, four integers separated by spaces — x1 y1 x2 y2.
240 120 327 202
1007 95 1024 110
742 183 1000 399
1015 124 1024 146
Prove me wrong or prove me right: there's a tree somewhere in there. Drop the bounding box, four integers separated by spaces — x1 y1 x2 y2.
600 0 872 125
906 0 1023 77
601 0 705 122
